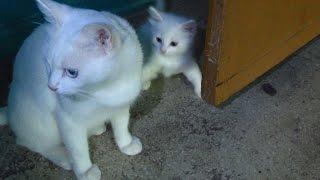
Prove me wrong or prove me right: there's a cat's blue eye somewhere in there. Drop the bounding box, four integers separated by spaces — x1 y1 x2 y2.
156 37 162 43
65 69 78 78
170 41 178 47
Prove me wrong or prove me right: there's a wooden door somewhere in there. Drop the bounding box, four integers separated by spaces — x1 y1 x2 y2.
202 0 320 106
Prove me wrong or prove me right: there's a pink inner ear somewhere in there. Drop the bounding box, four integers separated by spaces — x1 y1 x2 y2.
98 29 109 45
183 21 197 34
184 25 195 33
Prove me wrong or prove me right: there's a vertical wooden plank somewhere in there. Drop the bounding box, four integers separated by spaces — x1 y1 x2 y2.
202 0 224 106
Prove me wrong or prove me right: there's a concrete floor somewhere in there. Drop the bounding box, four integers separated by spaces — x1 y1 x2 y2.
1 36 320 179
1 1 320 179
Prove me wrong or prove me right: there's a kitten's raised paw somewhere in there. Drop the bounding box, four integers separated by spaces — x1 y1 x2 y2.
79 164 101 180
120 136 142 156
142 81 151 90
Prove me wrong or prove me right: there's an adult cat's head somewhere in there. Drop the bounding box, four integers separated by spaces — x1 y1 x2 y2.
36 0 123 95
147 7 197 57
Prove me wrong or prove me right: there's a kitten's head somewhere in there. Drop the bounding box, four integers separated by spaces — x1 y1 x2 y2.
36 0 122 95
147 7 197 56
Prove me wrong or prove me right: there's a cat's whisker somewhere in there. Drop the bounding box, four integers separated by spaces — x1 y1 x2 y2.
76 89 95 99
76 89 107 106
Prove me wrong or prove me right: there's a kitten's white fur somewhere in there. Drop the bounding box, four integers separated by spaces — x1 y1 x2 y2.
139 7 202 98
1 0 143 179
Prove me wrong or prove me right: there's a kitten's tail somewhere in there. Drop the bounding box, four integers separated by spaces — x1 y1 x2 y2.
0 107 7 125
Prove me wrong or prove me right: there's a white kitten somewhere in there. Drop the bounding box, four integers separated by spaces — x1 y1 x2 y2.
139 7 202 98
0 0 143 179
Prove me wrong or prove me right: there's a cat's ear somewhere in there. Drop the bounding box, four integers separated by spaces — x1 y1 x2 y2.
181 20 197 35
36 0 71 25
80 23 118 54
148 6 163 24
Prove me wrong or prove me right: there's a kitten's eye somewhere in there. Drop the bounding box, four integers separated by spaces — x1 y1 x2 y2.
170 41 178 47
65 69 78 78
156 37 162 43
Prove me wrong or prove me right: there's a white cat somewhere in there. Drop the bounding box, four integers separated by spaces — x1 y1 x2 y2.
0 0 143 179
139 7 202 98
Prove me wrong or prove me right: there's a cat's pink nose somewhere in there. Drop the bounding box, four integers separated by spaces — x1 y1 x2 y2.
48 84 58 92
160 47 167 54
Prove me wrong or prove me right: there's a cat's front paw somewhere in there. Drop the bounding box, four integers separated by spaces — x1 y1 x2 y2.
142 81 151 90
120 136 142 156
79 164 101 180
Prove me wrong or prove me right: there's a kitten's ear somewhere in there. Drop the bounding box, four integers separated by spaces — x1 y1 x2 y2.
148 6 163 24
181 20 197 35
36 0 71 25
80 23 119 54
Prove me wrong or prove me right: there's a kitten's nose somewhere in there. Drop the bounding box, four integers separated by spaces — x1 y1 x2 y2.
160 47 167 54
48 84 58 92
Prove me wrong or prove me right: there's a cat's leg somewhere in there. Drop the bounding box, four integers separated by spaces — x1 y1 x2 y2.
142 61 162 90
162 67 180 78
42 145 72 170
182 61 202 98
110 107 142 156
57 113 101 180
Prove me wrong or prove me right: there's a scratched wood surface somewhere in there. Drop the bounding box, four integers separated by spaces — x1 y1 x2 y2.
202 0 320 105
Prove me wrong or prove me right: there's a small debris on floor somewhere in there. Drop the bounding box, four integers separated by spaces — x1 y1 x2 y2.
261 83 277 96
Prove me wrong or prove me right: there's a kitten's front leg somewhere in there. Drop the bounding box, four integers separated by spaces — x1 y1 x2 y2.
110 107 142 156
142 61 162 90
183 60 202 98
56 112 101 180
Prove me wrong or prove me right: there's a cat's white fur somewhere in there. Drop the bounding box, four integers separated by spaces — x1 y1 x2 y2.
0 0 143 179
139 7 202 97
